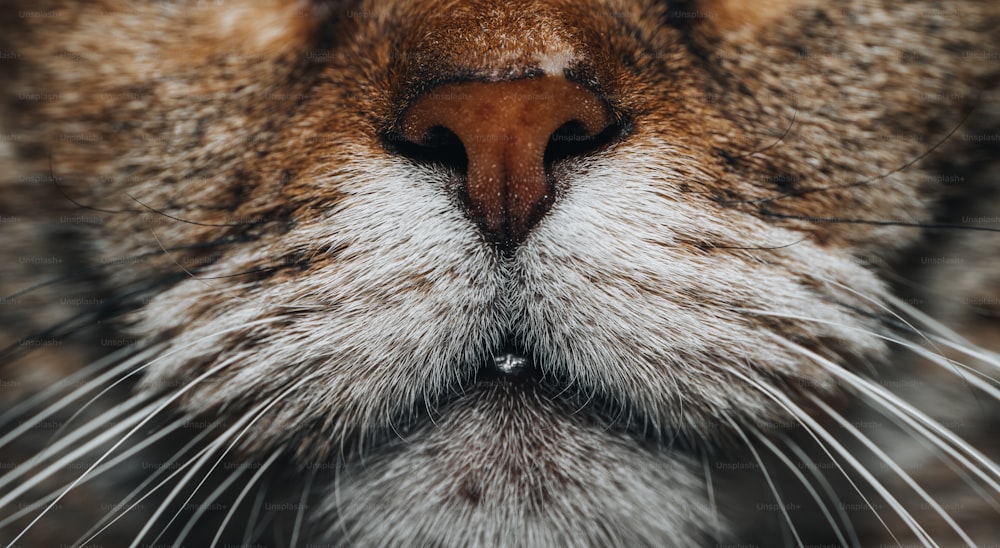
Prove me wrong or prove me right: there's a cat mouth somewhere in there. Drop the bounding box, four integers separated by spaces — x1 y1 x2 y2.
477 340 539 382
427 336 692 450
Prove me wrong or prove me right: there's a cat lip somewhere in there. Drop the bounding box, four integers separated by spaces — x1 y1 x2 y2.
476 340 539 382
411 349 700 458
492 352 531 376
364 338 692 454
461 340 664 439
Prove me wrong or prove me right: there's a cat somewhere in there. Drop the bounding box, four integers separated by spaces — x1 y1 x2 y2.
1 0 999 545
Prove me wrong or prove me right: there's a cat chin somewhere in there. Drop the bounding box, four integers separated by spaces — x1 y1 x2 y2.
322 381 715 546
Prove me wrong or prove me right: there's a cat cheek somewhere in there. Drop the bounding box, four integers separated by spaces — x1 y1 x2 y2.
195 0 325 59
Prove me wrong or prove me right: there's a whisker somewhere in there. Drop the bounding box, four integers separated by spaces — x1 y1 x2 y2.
877 401 1000 515
149 287 325 313
146 229 323 311
4 349 252 546
568 382 597 417
126 192 268 228
774 336 1000 487
46 347 177 445
784 438 861 547
73 418 225 546
730 102 799 161
744 308 1000 400
701 454 723 542
0 342 161 433
727 368 922 545
739 90 980 207
135 408 270 547
816 276 945 354
142 375 317 546
751 316 1000 524
817 275 991 406
291 462 319 547
0 395 161 501
241 472 272 546
171 464 248 547
808 395 975 545
595 392 628 436
132 408 267 548
749 425 851 548
758 209 1000 234
885 295 1000 371
894 340 1000 395
0 413 191 531
721 414 804 547
1 269 195 348
332 451 353 544
209 449 283 548
3 314 280 454
0 235 245 303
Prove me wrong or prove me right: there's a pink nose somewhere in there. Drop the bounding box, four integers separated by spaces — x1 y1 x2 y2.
399 77 613 247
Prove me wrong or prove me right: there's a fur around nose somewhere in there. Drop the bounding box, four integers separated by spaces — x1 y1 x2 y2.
400 77 611 246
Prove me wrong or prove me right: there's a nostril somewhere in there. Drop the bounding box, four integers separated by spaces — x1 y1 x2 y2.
544 119 623 166
388 76 622 248
385 125 468 174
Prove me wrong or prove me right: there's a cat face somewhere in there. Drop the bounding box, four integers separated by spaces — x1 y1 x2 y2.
2 0 998 545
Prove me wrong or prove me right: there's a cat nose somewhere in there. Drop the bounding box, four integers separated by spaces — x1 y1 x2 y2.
396 77 615 248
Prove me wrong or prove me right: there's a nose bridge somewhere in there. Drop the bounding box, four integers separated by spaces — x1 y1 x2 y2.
389 0 581 86
400 77 612 246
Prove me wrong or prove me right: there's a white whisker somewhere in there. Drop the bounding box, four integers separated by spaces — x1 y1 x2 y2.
749 425 851 548
723 415 804 547
746 307 1000 400
784 438 861 547
291 462 318 547
877 402 1000 515
2 316 282 462
0 413 190 531
742 306 1000 506
702 453 722 542
775 338 1000 487
170 465 248 547
0 395 164 509
886 295 1000 371
74 421 238 547
808 395 975 546
727 368 925 545
4 351 248 547
817 275 953 360
0 342 159 430
0 343 164 450
332 451 353 544
129 397 276 548
124 428 251 548
240 473 272 546
209 449 283 548
73 416 217 545
141 375 316 546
